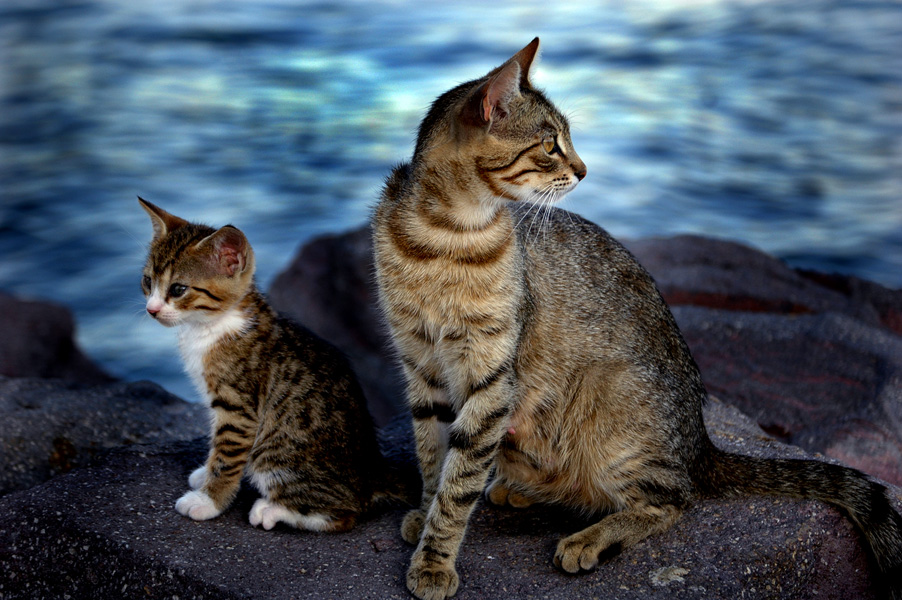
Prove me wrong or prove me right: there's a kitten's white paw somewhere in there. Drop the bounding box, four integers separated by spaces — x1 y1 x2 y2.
188 466 208 490
249 498 290 530
175 490 221 521
249 498 335 531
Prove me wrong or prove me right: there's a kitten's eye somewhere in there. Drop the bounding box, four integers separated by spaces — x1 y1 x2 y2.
142 275 151 290
169 283 188 298
542 136 556 154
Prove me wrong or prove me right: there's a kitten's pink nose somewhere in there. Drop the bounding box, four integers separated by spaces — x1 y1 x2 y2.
573 164 587 181
146 299 163 316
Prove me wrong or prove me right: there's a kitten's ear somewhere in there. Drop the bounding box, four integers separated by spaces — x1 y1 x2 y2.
196 226 252 277
477 37 541 126
138 197 189 240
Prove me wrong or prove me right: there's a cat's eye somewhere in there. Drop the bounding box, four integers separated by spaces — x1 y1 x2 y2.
542 136 556 154
169 283 188 298
142 275 151 290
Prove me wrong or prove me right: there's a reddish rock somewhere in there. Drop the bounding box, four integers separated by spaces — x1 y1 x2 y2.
625 235 902 329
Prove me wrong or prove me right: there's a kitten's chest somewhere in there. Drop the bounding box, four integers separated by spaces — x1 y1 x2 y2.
179 334 214 404
178 310 249 404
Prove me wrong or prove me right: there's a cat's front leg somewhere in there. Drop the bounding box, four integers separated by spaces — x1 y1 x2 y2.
400 359 452 545
407 366 514 600
175 402 254 521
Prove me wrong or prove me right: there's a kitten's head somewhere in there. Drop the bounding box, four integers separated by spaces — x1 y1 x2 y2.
138 198 255 328
414 37 587 205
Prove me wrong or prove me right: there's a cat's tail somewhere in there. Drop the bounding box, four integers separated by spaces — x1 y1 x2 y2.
700 446 902 600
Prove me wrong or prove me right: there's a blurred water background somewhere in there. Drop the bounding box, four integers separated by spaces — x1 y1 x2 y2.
1 0 901 401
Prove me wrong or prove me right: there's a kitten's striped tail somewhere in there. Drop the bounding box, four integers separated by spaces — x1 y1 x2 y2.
701 447 902 600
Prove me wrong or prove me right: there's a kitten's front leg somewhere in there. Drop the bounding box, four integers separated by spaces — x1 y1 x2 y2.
187 465 207 489
175 401 254 521
407 366 514 600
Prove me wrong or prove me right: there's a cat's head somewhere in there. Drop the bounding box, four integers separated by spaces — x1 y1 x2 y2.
414 37 587 205
138 198 255 328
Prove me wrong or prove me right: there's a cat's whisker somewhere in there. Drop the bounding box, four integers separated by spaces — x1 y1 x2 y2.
514 195 545 244
529 184 559 246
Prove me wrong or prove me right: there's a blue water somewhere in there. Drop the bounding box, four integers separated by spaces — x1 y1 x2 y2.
1 0 901 401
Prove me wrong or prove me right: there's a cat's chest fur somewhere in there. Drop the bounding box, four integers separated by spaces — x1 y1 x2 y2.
178 308 251 404
376 201 523 338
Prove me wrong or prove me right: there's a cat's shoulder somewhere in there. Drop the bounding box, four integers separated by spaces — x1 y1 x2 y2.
512 204 621 251
379 162 414 206
515 204 650 281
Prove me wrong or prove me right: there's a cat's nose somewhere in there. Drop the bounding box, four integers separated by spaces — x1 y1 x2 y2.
573 163 587 181
146 299 163 316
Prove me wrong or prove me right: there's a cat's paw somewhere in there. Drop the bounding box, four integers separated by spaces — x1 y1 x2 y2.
188 466 208 489
401 508 426 545
407 559 459 600
175 490 221 521
485 480 534 508
249 498 291 530
553 529 618 573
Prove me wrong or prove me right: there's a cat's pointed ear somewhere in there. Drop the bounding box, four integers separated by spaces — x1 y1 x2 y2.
510 36 540 87
477 37 541 126
139 197 189 240
481 60 522 124
196 226 253 278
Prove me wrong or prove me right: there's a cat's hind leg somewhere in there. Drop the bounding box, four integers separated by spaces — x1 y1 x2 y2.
485 478 534 508
248 498 356 532
554 503 682 573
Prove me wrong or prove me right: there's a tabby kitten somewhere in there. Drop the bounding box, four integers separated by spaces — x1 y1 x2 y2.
140 198 406 532
372 38 902 600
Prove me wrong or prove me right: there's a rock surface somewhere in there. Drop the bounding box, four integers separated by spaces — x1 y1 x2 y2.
0 377 207 496
1 399 896 600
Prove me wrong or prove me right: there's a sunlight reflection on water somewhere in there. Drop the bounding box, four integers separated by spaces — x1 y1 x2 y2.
1 0 900 400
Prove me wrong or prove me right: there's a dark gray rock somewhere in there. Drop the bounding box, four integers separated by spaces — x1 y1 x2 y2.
268 226 403 426
0 400 894 600
0 377 207 496
0 291 114 385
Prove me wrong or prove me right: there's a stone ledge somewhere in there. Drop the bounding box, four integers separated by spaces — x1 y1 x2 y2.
1 400 897 600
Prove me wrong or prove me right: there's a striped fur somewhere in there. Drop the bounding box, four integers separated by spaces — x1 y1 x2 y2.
372 39 902 600
139 198 413 533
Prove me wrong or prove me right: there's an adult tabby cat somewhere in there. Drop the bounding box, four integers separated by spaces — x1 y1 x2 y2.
140 198 409 532
372 38 902 600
